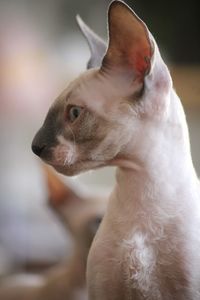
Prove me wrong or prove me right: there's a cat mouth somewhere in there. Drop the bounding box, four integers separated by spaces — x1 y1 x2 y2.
43 152 136 173
44 158 107 176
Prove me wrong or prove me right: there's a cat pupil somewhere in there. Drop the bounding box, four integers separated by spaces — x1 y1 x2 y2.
69 106 81 121
73 108 79 118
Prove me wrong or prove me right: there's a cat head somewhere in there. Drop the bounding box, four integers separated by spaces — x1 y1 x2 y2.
32 1 172 176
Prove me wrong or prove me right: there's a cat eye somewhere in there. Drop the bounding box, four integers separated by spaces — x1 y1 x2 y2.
66 106 83 123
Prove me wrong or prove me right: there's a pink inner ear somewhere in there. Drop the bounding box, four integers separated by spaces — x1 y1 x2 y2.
128 46 151 79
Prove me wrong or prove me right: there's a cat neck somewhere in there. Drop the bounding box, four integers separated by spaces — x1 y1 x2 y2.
109 92 199 228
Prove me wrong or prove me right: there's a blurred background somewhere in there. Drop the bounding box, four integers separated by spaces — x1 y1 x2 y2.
0 0 199 276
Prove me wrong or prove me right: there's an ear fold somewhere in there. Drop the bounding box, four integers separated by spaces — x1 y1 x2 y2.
76 15 107 69
102 1 153 80
42 164 76 207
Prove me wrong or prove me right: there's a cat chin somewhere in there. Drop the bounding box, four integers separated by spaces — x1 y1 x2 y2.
49 159 107 177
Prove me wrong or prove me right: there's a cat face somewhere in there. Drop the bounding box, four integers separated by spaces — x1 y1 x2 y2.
32 68 141 175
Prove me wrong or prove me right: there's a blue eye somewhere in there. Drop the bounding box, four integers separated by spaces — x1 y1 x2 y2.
68 106 82 122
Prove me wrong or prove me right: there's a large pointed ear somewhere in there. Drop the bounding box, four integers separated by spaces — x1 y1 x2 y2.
102 1 153 81
42 164 78 207
76 15 107 69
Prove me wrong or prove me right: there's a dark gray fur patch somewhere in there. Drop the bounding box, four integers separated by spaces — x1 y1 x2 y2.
63 109 108 148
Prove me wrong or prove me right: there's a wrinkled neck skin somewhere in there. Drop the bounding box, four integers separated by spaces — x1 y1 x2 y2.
114 110 199 223
108 52 200 236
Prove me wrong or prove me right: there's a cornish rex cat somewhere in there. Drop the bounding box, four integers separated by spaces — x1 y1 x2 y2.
32 1 200 299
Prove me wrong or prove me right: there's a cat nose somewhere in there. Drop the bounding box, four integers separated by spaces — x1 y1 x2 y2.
31 144 46 157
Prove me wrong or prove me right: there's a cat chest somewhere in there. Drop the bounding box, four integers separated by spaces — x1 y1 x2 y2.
119 233 158 295
89 232 159 299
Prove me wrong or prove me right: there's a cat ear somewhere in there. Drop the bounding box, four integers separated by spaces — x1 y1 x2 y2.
76 15 107 69
102 1 154 81
42 164 77 207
